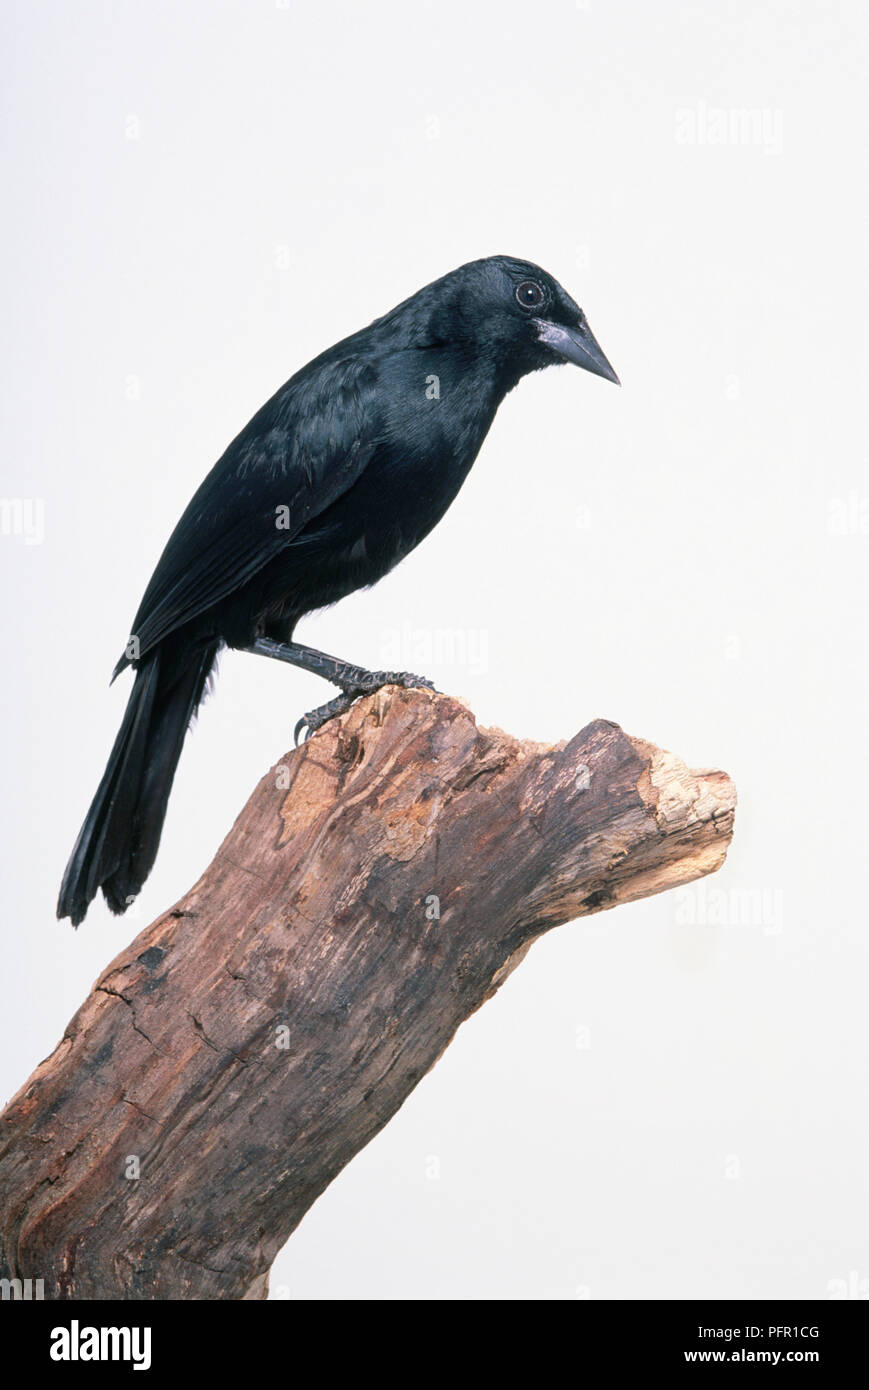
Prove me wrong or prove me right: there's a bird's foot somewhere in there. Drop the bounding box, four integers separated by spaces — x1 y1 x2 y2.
294 671 437 745
294 691 359 744
344 669 437 697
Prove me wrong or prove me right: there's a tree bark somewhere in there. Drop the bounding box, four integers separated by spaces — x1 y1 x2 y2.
0 689 735 1300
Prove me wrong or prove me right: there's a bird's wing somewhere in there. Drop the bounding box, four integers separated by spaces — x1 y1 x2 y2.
113 356 380 675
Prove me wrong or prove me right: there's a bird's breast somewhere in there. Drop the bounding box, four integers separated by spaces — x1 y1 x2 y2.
258 352 503 626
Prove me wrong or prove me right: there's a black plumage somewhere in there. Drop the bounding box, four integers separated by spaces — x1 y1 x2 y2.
58 254 618 925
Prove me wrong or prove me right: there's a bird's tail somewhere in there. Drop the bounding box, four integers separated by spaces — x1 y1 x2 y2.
57 645 216 927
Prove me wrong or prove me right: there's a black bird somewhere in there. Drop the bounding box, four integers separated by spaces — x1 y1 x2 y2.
58 255 618 926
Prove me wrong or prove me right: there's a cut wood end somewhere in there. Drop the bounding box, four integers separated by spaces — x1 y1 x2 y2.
627 736 737 898
635 738 736 833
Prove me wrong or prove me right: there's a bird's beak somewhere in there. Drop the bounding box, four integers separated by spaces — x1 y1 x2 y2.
533 317 620 385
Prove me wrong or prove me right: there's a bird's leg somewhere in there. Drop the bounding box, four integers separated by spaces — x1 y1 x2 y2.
243 637 437 743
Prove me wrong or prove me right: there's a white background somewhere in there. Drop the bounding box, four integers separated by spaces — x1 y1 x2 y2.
1 0 866 1299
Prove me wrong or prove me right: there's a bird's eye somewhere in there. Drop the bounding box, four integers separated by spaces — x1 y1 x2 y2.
516 281 544 308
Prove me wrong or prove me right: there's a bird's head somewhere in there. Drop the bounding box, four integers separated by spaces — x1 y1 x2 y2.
413 255 619 392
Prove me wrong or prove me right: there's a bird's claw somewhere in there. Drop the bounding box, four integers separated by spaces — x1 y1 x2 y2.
294 672 437 746
294 691 356 745
374 671 437 694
